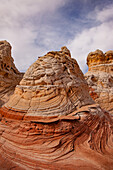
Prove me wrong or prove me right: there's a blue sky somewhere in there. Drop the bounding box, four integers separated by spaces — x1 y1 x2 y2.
0 0 113 73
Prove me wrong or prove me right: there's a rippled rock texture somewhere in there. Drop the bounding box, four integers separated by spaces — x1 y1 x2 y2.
0 40 23 107
4 46 94 118
0 47 113 170
85 50 113 114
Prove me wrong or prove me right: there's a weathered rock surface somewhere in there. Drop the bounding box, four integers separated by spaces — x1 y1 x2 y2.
0 40 23 107
0 47 113 170
85 49 113 114
4 46 94 118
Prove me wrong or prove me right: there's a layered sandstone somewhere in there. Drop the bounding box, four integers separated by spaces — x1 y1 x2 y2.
0 47 113 170
4 46 94 119
0 40 23 107
85 49 113 114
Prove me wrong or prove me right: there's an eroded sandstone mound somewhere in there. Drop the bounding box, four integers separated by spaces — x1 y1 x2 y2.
85 49 113 114
4 46 94 119
0 40 23 107
0 47 113 170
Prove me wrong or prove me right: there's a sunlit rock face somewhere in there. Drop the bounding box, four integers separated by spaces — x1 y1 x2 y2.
85 49 113 114
4 46 94 119
0 47 113 170
0 40 23 107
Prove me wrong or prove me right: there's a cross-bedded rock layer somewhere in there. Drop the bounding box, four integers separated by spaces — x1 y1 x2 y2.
4 46 94 118
0 104 113 170
0 40 23 107
0 47 113 170
85 49 113 114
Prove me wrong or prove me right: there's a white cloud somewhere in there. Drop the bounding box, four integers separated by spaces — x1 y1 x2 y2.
68 5 113 73
96 5 113 22
0 0 67 72
0 0 66 23
0 1 113 74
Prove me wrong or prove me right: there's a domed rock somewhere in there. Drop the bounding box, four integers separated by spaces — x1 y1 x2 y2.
0 40 23 107
0 47 113 170
3 46 94 120
85 49 113 114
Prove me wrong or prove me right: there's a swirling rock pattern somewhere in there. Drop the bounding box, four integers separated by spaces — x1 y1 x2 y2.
0 40 23 107
0 104 113 170
0 47 113 169
85 49 113 114
4 46 94 118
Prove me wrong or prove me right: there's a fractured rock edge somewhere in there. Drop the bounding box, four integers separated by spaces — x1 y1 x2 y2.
0 40 23 107
85 49 113 114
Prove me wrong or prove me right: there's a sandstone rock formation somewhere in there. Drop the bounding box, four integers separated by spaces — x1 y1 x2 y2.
0 40 23 107
0 47 113 170
4 46 94 118
85 49 113 114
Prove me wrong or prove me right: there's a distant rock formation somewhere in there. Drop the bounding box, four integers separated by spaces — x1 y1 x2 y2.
0 47 113 170
85 49 113 114
0 40 23 107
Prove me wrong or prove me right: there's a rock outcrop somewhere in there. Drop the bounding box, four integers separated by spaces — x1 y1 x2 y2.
85 49 113 114
0 47 113 170
0 40 23 107
4 46 94 118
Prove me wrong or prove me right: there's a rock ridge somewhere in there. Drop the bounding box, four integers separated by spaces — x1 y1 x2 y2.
85 49 113 114
4 46 94 118
87 49 113 69
0 46 113 169
0 40 23 107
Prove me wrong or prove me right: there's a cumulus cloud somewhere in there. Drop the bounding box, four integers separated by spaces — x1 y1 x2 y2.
0 0 68 71
0 0 113 73
68 4 113 73
95 5 113 22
